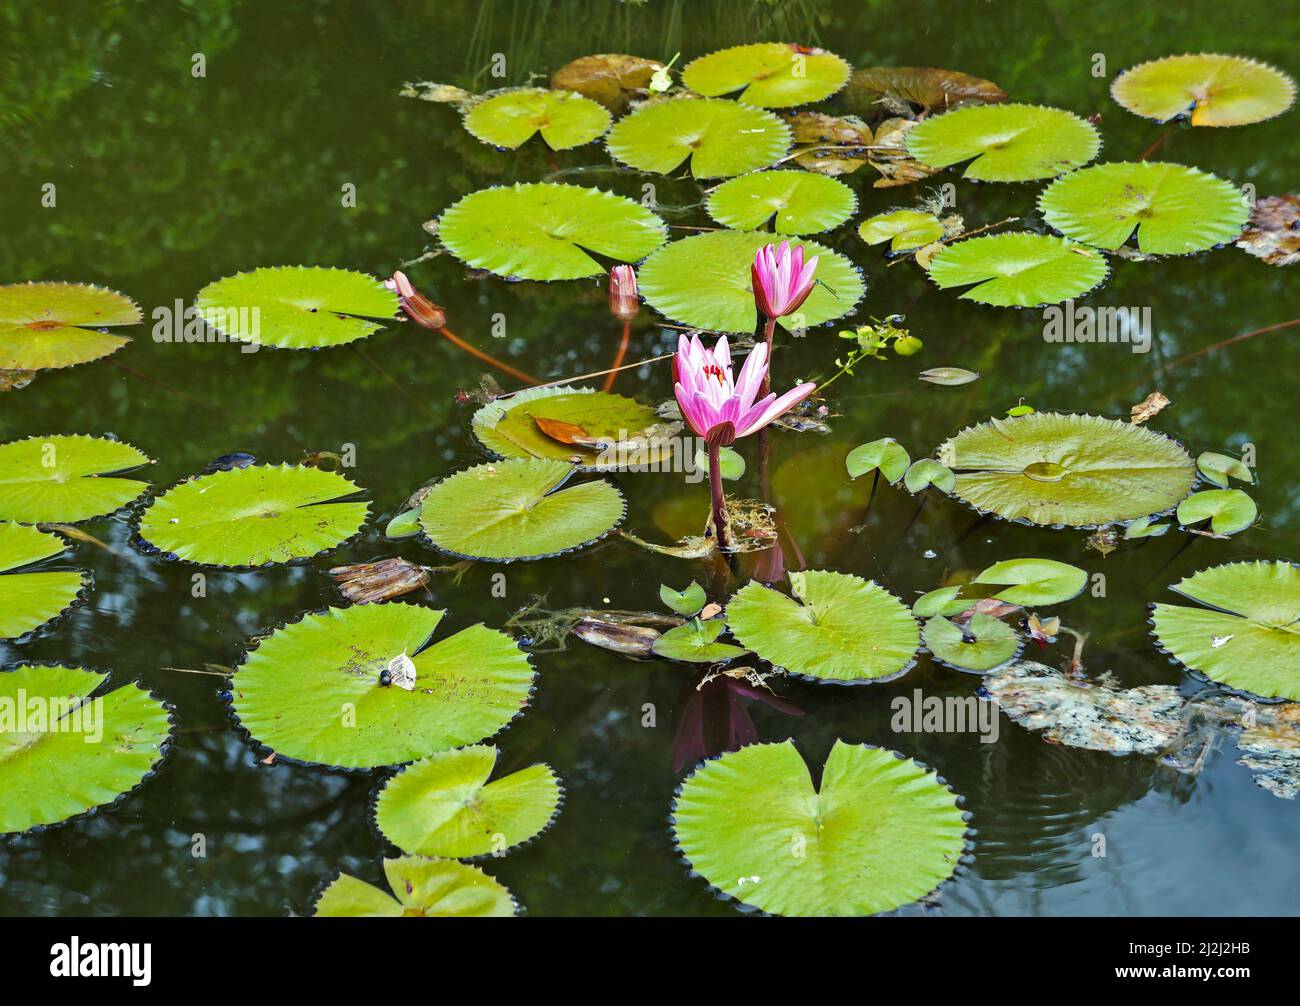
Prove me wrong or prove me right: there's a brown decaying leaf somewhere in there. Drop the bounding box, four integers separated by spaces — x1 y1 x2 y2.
328 558 430 604
1237 194 1300 267
1130 390 1170 425
845 66 1008 117
550 54 664 111
1086 527 1119 557
867 117 940 188
570 618 663 660
0 369 36 391
399 81 476 107
532 414 590 445
782 111 875 176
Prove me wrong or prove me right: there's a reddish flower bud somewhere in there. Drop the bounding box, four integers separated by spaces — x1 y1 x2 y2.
386 270 446 330
608 265 640 322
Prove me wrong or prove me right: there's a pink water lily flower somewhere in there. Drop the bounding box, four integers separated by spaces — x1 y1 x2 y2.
751 240 818 320
674 333 815 446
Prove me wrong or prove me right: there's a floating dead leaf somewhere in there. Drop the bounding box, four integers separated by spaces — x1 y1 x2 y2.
698 602 723 621
954 597 1022 623
1180 695 1300 800
328 558 431 604
550 54 665 111
782 111 874 176
532 415 590 445
1025 613 1060 647
845 66 1008 117
1237 194 1300 267
1130 390 1170 424
400 81 477 107
384 650 418 691
0 369 36 391
867 117 940 188
1085 527 1119 557
571 617 664 660
913 241 944 270
918 366 979 386
620 529 718 560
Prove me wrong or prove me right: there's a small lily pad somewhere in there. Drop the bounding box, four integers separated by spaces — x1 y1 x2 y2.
0 434 152 524
858 209 946 252
923 613 1023 673
314 856 516 917
606 97 791 179
194 267 397 350
682 43 850 108
1151 560 1300 701
937 412 1196 527
1039 162 1249 254
927 233 1109 307
660 581 706 617
1197 451 1253 488
972 558 1088 606
672 739 967 916
638 230 863 333
726 570 919 683
903 459 955 494
0 665 171 835
417 458 624 562
0 523 86 640
1124 515 1170 539
375 745 561 858
438 183 667 281
846 438 911 484
136 464 369 567
232 603 535 769
651 618 748 664
1111 54 1296 127
1176 489 1257 536
905 103 1100 182
0 282 140 372
706 170 855 235
462 87 610 149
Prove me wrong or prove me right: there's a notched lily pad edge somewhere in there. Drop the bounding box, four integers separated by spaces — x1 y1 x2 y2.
705 170 861 236
1 566 95 645
923 234 1113 309
462 86 612 151
667 738 975 917
0 433 155 526
908 105 1104 184
303 858 524 918
1110 52 1298 126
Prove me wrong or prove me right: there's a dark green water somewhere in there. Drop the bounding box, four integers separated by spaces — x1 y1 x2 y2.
1 0 1297 916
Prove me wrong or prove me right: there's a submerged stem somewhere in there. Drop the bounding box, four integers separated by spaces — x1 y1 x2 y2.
603 320 632 392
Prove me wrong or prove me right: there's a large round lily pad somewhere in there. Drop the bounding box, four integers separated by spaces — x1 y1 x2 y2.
639 230 863 332
936 412 1196 527
1111 54 1296 127
314 856 516 917
471 385 675 470
463 87 610 149
1039 162 1249 254
375 745 562 858
418 458 624 562
905 103 1100 182
0 665 172 835
1151 561 1300 701
705 170 855 234
232 604 535 769
672 739 968 916
438 183 667 281
927 233 1109 307
681 43 850 108
606 97 791 179
726 570 919 683
136 464 369 567
0 282 140 372
0 523 86 641
0 434 152 524
194 266 397 350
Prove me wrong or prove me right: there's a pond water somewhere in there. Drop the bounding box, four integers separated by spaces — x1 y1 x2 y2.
1 0 1297 916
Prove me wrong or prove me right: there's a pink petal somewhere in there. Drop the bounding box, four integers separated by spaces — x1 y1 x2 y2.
735 381 817 437
733 341 769 410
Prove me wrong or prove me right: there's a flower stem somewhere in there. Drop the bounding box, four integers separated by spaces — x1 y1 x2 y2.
708 439 731 553
760 316 777 397
603 320 632 392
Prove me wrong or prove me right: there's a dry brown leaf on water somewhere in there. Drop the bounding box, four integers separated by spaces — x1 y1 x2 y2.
1130 390 1170 424
328 558 431 604
845 66 1008 117
531 415 590 445
782 111 875 176
1086 527 1119 557
1237 194 1300 267
868 117 940 188
399 81 476 107
0 369 36 391
550 54 664 111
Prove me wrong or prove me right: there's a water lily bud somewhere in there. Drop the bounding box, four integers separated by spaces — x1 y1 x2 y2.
386 270 447 330
608 265 640 322
894 335 923 356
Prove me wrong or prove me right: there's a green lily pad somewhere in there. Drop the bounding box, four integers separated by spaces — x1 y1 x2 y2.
913 585 972 618
651 618 748 664
660 581 706 617
1176 489 1257 536
0 524 86 641
1197 451 1253 488
725 570 919 683
1125 515 1170 539
0 665 171 835
375 745 561 858
927 233 1109 307
903 459 955 494
606 97 791 179
694 445 745 480
858 209 946 252
417 458 624 562
705 170 855 235
1151 561 1300 700
905 103 1100 182
232 603 535 769
846 438 911 483
972 557 1088 606
136 464 369 567
471 385 675 470
0 282 140 372
638 230 863 333
462 87 610 150
672 739 967 916
385 508 423 539
1111 54 1296 127
194 266 397 350
0 434 152 524
682 43 850 108
314 856 516 917
438 183 667 281
923 613 1023 673
936 412 1196 527
1039 162 1249 254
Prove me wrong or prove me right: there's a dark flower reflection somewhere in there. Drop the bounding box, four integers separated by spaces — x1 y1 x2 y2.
671 672 804 773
